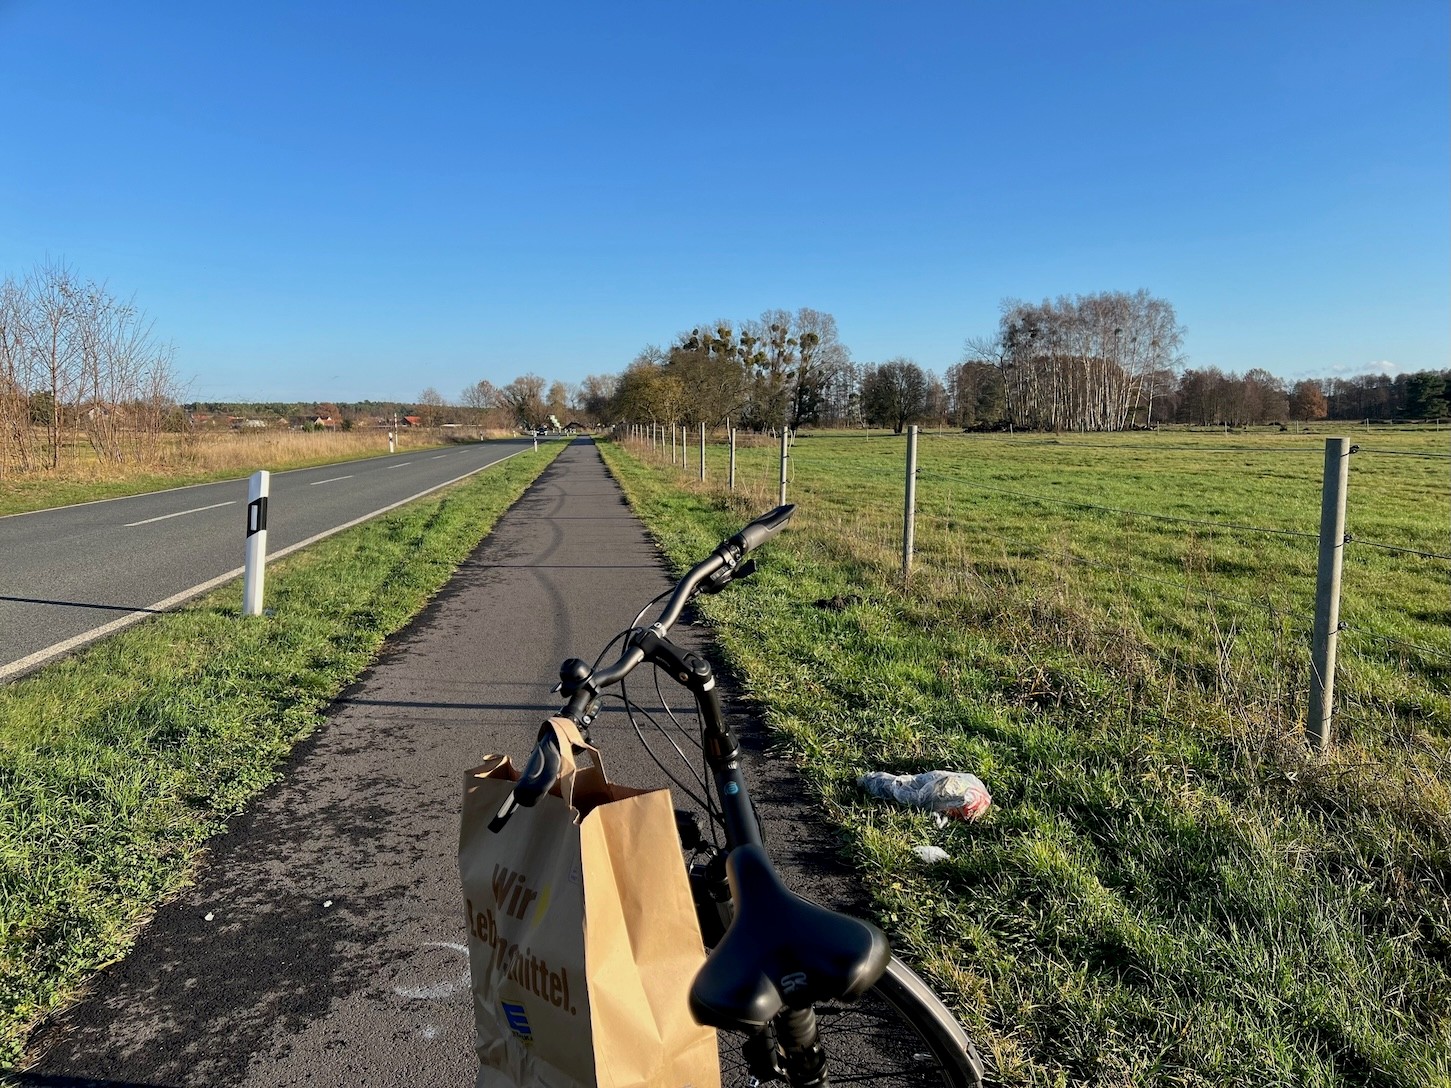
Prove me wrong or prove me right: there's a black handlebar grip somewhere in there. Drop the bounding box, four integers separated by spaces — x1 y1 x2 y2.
513 729 562 808
730 504 795 555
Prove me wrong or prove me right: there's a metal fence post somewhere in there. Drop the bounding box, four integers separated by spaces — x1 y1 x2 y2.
1307 436 1351 751
729 428 736 491
242 470 270 616
699 423 706 482
903 425 918 583
779 427 789 505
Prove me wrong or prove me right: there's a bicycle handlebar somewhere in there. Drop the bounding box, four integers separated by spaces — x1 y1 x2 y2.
729 503 795 556
585 504 794 689
489 505 795 830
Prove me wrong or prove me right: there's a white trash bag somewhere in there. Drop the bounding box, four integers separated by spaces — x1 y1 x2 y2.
859 770 992 827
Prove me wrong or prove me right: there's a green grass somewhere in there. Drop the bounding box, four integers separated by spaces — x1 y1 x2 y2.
0 441 565 1069
598 430 1450 1088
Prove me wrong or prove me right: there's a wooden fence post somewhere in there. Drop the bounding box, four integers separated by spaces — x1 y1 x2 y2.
903 425 918 583
1307 437 1351 751
779 428 789 505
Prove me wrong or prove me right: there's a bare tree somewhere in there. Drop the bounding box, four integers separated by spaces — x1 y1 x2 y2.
495 374 547 430
460 379 498 414
789 308 849 429
974 291 1184 432
0 262 187 473
0 275 33 476
574 373 617 423
417 387 447 427
28 261 82 467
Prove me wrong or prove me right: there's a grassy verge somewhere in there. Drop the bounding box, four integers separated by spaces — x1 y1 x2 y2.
597 436 1450 1088
0 440 565 1069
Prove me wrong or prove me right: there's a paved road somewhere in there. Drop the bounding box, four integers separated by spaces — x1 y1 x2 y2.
0 439 536 681
16 440 868 1088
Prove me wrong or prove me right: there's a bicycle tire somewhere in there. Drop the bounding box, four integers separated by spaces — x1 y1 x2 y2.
715 954 984 1088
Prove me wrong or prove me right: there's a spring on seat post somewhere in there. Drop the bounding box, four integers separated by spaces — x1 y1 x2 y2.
778 1007 827 1087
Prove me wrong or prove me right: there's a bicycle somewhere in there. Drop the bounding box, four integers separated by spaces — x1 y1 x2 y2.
489 504 986 1088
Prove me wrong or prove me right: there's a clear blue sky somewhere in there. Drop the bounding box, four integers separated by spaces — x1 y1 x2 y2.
1 0 1446 403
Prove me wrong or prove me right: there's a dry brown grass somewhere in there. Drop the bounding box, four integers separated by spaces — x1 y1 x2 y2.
176 427 469 473
0 426 514 516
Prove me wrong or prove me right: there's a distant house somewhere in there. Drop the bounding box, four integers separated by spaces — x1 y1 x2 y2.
309 416 341 430
401 415 423 427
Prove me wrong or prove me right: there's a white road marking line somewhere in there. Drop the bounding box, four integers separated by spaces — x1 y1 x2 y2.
124 501 236 527
0 438 527 520
388 462 414 468
431 455 446 459
309 475 354 486
0 447 532 682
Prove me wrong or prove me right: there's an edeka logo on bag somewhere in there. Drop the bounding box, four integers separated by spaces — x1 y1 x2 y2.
467 865 578 1015
501 1001 532 1042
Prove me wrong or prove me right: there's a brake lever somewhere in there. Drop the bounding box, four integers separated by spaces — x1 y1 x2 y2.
488 728 562 833
701 558 756 594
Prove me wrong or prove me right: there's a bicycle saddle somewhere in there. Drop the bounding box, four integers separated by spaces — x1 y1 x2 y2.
689 844 891 1031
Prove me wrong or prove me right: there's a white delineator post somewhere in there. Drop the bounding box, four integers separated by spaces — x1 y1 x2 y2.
388 430 396 454
728 428 737 491
699 423 706 482
242 469 270 617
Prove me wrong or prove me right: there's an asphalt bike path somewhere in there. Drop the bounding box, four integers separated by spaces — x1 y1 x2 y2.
18 440 869 1088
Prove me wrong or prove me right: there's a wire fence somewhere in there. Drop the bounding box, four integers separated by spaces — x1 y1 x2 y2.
614 422 1449 752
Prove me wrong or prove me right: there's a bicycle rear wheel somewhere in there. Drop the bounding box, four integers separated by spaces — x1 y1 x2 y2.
715 955 984 1088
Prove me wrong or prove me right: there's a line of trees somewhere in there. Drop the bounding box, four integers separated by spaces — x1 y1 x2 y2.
458 373 616 431
609 308 852 433
594 293 1445 435
1 261 185 477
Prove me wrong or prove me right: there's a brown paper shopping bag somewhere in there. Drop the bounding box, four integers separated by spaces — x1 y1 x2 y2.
460 717 720 1088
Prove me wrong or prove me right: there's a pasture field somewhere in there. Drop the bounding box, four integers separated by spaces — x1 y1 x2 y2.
600 427 1449 1088
0 442 565 1069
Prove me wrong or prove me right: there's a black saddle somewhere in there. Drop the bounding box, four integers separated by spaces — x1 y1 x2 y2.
689 844 892 1031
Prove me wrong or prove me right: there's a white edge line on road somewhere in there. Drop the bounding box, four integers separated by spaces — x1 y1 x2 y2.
0 446 535 683
0 439 531 520
309 475 354 486
124 500 237 527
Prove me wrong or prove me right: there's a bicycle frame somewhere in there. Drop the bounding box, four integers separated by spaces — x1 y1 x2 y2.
523 503 982 1087
624 627 763 851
